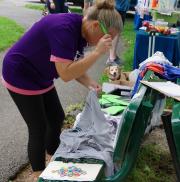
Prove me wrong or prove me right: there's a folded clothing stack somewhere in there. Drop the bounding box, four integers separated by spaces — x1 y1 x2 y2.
99 94 129 116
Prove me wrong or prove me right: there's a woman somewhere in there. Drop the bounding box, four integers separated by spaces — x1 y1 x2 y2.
46 0 67 14
107 0 130 65
2 0 122 181
83 0 127 66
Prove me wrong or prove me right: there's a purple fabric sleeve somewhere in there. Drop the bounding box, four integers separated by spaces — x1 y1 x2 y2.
47 26 76 61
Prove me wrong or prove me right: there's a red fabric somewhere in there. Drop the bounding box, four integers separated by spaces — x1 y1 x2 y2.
140 63 164 78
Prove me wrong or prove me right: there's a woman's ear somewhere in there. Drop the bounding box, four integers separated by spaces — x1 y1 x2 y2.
92 20 100 31
88 21 99 34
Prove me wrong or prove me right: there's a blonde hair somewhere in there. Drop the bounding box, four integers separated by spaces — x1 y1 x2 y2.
84 0 123 32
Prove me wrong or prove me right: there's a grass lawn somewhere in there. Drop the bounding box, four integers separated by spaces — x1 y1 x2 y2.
0 16 24 52
125 143 176 182
25 3 44 11
69 6 82 14
121 17 136 71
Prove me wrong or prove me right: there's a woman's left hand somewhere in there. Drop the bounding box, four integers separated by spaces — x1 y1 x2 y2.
88 80 102 94
76 74 102 94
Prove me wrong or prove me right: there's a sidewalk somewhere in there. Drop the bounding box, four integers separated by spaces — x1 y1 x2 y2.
0 0 41 29
0 1 43 181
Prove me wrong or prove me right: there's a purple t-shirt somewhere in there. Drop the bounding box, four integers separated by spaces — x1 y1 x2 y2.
2 13 86 93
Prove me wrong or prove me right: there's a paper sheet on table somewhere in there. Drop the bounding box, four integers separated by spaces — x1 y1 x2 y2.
102 82 132 96
39 161 103 181
141 81 180 101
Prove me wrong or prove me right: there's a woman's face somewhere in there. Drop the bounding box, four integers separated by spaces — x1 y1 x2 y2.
82 17 118 46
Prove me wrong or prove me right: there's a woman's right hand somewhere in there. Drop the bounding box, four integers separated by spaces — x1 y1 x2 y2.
94 34 112 55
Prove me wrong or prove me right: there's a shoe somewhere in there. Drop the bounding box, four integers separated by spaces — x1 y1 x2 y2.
106 56 123 66
114 57 124 65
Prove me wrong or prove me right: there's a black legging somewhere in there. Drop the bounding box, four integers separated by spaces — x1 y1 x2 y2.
8 88 65 171
118 10 127 25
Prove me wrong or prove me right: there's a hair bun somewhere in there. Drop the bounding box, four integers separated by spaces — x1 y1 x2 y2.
95 0 115 10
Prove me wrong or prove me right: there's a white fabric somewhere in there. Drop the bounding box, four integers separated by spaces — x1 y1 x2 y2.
139 51 172 69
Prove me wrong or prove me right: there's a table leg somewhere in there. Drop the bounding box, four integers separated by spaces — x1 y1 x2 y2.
161 111 180 181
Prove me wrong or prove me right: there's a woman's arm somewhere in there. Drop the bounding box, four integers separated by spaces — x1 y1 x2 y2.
55 34 112 82
55 50 100 82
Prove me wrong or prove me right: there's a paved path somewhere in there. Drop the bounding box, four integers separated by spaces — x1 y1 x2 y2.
0 1 124 181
